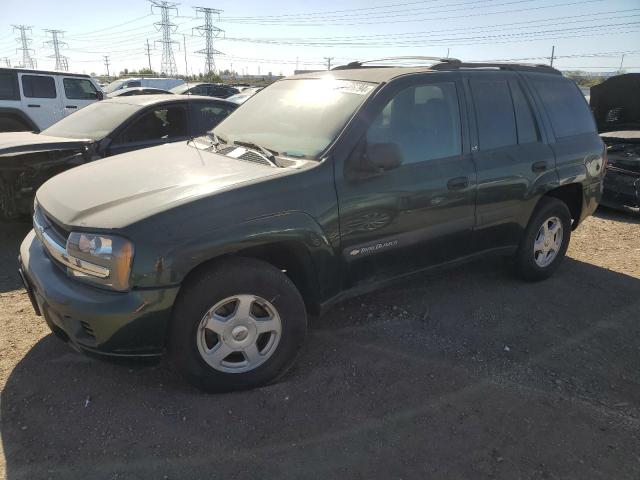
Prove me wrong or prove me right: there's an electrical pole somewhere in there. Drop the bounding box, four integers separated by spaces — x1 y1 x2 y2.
549 45 555 67
150 0 179 77
193 6 224 75
183 34 188 77
145 39 153 72
44 29 68 71
1 57 11 68
103 55 110 78
12 25 36 70
619 53 625 73
324 57 334 70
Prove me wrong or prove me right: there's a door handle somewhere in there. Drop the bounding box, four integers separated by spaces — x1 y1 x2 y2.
447 176 469 190
65 105 78 109
532 161 548 173
27 104 40 108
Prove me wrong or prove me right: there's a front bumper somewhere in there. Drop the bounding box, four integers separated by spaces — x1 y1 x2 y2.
19 229 180 358
601 167 640 211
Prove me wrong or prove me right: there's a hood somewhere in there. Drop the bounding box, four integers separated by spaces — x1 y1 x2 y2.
0 132 92 157
590 74 640 132
36 141 288 229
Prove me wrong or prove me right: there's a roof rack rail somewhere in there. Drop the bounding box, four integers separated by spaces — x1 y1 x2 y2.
429 61 562 75
333 56 461 70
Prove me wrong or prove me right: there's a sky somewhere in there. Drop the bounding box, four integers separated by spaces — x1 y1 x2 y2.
0 0 639 77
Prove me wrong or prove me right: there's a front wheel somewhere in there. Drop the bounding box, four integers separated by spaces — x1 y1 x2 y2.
514 197 572 281
168 257 307 392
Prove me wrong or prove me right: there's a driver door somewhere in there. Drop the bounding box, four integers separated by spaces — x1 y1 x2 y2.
335 74 477 288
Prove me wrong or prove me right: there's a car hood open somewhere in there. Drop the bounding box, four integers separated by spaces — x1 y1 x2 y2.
36 141 287 229
0 132 92 157
591 73 640 133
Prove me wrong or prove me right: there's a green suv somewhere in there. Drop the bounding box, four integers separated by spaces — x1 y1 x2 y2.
18 58 605 392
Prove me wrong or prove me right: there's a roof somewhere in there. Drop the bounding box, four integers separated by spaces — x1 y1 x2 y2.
104 94 235 107
0 67 90 78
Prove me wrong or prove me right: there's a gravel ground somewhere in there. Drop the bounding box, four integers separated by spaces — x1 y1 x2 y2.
1 208 639 480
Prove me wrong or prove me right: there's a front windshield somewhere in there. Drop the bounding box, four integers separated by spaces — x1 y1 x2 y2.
213 78 376 159
42 102 140 140
104 80 126 94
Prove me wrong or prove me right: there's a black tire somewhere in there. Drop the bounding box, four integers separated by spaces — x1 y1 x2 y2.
168 257 307 392
514 197 572 281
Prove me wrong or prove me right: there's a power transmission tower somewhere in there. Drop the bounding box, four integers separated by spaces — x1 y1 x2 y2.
193 6 224 74
103 55 111 77
324 57 334 70
12 25 36 69
145 39 153 71
44 29 68 71
150 0 179 76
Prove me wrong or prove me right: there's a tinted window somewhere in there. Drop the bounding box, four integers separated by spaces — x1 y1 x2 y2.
510 81 540 144
22 75 56 98
63 78 98 100
0 71 20 100
366 82 462 164
190 102 236 135
118 105 187 143
125 81 141 88
530 75 596 138
470 79 517 150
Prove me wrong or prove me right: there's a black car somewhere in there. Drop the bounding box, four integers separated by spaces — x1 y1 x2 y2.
170 82 240 99
590 73 640 213
0 95 237 218
19 58 605 392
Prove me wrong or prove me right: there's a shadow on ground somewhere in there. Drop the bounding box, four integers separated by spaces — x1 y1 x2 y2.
0 221 31 294
2 256 640 479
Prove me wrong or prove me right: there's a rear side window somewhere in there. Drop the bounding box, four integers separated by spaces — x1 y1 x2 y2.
509 81 540 144
22 75 56 98
190 102 236 135
63 78 98 100
470 79 517 150
529 75 596 138
125 81 141 88
0 71 20 100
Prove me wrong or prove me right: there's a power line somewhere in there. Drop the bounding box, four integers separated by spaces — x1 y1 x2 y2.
44 29 69 71
150 0 179 76
12 25 36 69
193 6 224 74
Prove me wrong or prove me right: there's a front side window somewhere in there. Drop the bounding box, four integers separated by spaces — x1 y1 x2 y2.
21 75 56 98
366 82 462 164
63 78 99 100
0 71 20 100
470 79 517 150
191 102 236 135
117 105 187 144
529 74 596 138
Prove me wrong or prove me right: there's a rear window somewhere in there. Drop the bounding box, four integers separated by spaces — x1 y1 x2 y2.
470 79 517 150
22 75 57 98
0 71 20 100
529 74 596 138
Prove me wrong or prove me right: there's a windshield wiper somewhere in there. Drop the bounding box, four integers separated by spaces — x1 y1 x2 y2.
233 140 282 167
204 131 228 149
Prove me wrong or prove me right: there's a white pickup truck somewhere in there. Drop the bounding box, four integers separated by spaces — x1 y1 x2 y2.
0 68 103 132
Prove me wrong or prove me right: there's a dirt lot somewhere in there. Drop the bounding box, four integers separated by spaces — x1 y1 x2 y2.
1 209 639 480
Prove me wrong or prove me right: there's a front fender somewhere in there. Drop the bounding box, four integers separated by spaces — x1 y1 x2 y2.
131 211 337 293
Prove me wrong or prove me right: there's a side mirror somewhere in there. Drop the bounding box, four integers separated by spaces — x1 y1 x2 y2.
367 142 403 171
96 91 104 101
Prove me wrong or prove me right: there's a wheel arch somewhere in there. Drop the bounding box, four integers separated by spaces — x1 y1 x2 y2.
0 108 39 132
542 183 583 230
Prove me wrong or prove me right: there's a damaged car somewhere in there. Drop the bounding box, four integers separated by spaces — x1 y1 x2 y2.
0 94 237 219
591 73 640 213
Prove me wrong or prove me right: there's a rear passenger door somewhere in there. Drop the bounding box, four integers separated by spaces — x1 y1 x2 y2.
18 73 63 130
189 101 237 136
466 72 556 251
60 77 100 115
107 103 189 156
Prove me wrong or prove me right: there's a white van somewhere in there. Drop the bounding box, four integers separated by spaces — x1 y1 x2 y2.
0 68 104 132
104 77 184 95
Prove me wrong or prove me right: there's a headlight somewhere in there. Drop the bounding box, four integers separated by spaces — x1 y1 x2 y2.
65 232 134 291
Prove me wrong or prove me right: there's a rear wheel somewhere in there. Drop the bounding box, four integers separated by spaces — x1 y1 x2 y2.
168 257 307 392
514 197 572 281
